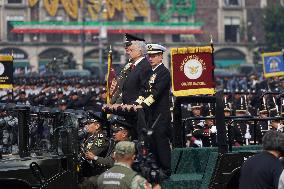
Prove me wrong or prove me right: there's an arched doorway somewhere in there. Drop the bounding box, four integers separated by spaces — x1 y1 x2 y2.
0 48 29 70
84 48 122 79
38 48 73 71
214 48 246 69
84 48 120 67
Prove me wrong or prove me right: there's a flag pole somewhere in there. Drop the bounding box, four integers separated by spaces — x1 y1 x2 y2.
106 45 112 104
210 35 215 88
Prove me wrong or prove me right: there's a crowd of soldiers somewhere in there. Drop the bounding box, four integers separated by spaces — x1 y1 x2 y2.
0 75 107 112
182 75 284 148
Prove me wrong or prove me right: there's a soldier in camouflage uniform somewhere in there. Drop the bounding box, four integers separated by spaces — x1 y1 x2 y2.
78 118 109 189
97 141 161 189
81 118 132 189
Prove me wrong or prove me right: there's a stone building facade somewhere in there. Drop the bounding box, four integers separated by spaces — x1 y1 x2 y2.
0 0 282 73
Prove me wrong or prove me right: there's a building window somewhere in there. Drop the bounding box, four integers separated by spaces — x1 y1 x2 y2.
69 34 79 43
172 34 181 42
135 16 144 22
30 34 39 42
224 0 241 6
7 21 24 42
46 34 63 43
7 0 22 3
224 17 240 42
172 16 189 22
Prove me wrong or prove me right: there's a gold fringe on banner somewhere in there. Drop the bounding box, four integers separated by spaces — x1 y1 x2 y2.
173 88 215 96
0 56 13 61
0 84 13 89
44 0 59 17
171 46 213 55
28 0 39 7
61 0 78 19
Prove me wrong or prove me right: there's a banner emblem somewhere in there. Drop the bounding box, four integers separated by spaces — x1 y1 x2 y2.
0 55 13 89
184 57 204 79
0 63 5 75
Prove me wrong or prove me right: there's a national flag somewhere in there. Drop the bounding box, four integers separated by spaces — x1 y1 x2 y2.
106 47 118 104
262 51 284 78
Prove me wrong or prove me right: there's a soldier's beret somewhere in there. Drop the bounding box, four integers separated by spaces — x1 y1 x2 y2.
147 44 166 54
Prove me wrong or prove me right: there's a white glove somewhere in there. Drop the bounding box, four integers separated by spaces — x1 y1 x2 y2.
245 132 251 139
194 139 203 147
210 126 217 134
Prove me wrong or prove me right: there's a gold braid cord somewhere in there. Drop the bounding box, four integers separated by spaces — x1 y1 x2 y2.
28 0 39 7
61 0 78 19
171 46 213 56
132 0 148 17
44 0 59 17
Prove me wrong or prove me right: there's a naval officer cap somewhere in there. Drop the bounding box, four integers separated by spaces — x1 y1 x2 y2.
147 44 166 54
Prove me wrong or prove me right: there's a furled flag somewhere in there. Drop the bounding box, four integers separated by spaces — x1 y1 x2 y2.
106 46 118 104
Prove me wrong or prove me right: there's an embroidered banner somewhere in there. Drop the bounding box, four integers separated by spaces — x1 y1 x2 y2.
171 46 215 96
0 55 13 89
262 51 284 78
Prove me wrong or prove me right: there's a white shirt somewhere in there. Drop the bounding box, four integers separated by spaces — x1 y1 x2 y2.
152 62 163 71
133 57 144 67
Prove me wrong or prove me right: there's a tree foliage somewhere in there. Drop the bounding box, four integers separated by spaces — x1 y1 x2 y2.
263 5 284 51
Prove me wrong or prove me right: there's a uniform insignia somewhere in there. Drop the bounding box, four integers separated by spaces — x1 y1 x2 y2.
143 95 155 106
95 139 103 147
149 73 157 84
123 63 132 71
86 142 93 150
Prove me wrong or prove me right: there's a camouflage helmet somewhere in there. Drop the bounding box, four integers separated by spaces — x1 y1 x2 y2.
114 141 135 155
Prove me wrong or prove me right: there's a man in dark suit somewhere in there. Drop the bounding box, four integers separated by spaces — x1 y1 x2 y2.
121 40 152 104
135 44 171 179
111 33 146 104
119 39 152 140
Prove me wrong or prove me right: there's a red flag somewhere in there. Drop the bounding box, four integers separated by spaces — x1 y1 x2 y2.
106 47 118 104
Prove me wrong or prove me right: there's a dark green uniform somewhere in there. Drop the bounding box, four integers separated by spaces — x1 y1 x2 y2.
81 132 109 177
82 131 108 157
78 130 109 189
97 162 152 189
